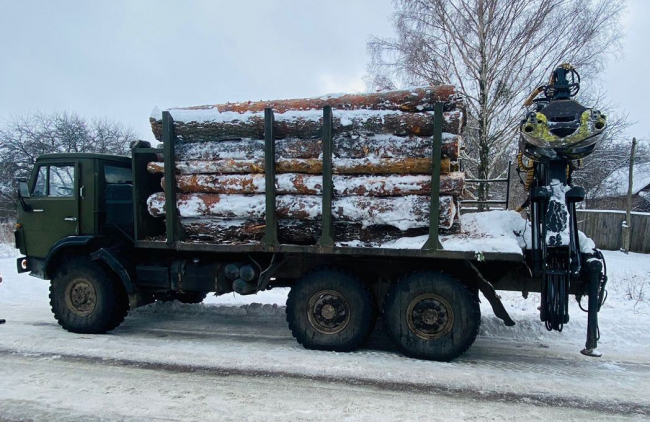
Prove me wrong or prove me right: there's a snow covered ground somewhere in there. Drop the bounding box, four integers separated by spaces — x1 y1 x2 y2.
1 248 649 420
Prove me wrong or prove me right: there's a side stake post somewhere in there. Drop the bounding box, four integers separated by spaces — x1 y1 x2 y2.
262 107 279 248
423 102 444 250
162 111 185 245
318 106 335 247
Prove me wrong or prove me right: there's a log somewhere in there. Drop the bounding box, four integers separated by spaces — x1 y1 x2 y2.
180 218 460 245
166 172 466 197
147 157 452 175
172 133 462 161
149 109 464 142
171 86 457 114
147 193 457 230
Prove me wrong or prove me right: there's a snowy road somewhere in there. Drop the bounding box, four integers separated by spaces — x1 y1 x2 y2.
1 250 650 420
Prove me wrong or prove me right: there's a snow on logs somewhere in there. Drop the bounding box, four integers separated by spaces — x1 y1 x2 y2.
171 134 462 161
147 86 465 244
150 109 465 142
147 158 452 176
162 173 465 196
173 85 457 113
146 193 460 243
149 86 464 142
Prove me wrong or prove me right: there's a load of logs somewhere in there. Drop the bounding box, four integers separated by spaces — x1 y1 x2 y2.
147 86 466 245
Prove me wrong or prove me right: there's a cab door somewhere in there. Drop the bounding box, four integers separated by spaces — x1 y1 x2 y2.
21 162 80 258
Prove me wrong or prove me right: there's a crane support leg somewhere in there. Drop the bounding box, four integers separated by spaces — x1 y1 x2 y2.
581 258 603 357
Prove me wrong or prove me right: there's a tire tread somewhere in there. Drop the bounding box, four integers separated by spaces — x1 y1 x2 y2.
383 271 480 361
286 268 375 352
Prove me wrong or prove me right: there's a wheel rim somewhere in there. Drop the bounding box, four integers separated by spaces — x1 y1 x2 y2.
406 293 454 340
307 289 351 335
65 278 97 317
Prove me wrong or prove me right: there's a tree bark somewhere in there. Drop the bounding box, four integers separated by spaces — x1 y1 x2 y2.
167 86 457 114
147 157 452 175
165 173 465 197
180 217 460 245
172 133 462 161
147 192 457 230
149 109 464 141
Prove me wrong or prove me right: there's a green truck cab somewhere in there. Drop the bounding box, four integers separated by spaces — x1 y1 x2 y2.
15 153 145 335
16 153 132 264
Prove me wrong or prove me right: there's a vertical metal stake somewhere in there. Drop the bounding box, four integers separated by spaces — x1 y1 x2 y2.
423 102 443 250
262 108 279 247
162 111 184 245
318 106 335 247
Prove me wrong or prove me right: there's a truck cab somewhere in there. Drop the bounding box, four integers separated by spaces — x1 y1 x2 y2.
15 153 133 276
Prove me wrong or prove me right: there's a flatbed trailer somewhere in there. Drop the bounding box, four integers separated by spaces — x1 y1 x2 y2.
14 102 601 361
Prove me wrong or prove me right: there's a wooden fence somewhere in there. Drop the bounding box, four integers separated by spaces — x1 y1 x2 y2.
577 210 650 253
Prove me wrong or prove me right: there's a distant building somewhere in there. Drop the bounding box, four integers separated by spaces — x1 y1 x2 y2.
587 162 650 212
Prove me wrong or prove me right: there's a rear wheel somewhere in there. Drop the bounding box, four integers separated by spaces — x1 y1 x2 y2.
383 271 480 361
50 257 129 334
286 269 375 352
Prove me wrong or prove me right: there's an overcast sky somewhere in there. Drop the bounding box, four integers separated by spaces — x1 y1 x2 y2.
0 0 647 143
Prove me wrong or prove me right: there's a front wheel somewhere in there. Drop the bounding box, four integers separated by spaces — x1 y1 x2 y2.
50 258 129 334
383 271 480 361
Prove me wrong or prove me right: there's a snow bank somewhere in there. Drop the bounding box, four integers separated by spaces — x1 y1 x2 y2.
377 210 596 255
376 211 530 254
132 300 287 319
442 211 531 254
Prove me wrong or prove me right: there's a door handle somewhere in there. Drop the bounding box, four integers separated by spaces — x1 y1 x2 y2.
64 217 77 222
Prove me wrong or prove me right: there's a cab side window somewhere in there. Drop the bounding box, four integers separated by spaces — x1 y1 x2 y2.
49 166 74 197
105 165 132 184
31 165 75 198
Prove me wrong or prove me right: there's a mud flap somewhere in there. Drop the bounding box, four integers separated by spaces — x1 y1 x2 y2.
466 262 516 327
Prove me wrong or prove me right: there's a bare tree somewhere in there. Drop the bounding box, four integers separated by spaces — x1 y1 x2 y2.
367 0 625 202
574 137 650 205
0 111 138 217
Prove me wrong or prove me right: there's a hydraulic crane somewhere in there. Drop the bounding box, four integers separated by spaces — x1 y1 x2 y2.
518 64 608 356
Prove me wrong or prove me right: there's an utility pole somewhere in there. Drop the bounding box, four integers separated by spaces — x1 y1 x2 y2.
622 137 636 254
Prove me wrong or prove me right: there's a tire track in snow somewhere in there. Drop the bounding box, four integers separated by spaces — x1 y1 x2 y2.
0 348 648 417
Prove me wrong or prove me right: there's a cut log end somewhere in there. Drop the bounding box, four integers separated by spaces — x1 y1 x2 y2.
146 192 457 231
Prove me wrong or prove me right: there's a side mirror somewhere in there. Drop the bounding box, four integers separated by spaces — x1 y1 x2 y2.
18 178 30 198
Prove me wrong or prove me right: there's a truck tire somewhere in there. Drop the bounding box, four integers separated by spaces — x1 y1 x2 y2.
49 257 129 334
286 269 375 352
383 271 480 361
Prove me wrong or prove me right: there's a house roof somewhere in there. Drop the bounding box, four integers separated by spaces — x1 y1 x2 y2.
590 162 650 199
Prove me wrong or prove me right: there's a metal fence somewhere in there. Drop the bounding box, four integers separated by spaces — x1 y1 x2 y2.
460 161 512 212
576 210 650 253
